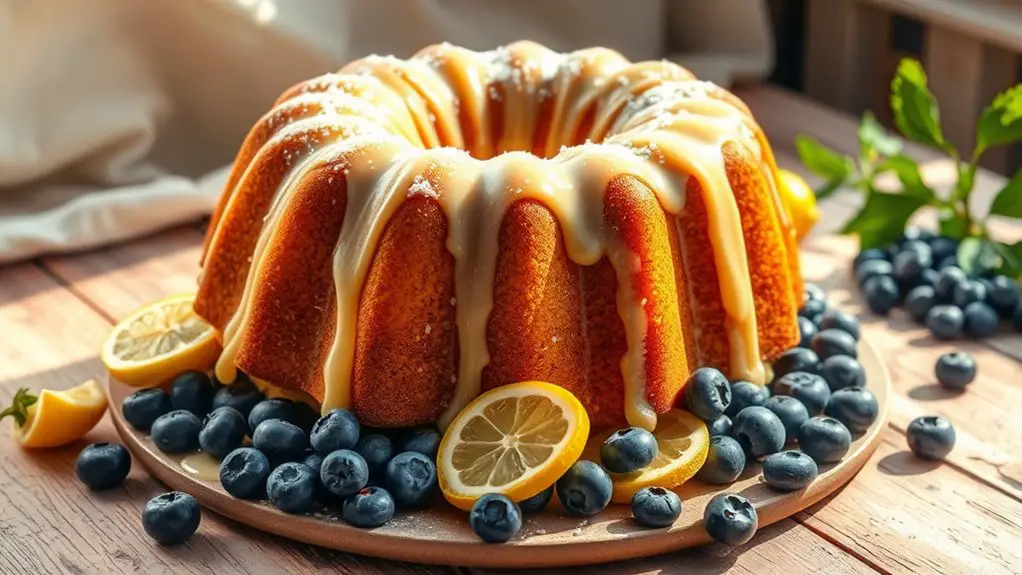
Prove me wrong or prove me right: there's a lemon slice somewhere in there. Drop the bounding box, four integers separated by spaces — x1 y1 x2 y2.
101 293 220 387
438 381 590 510
5 380 109 448
584 409 709 503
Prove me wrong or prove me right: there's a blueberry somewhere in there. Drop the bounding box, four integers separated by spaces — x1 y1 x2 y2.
825 387 878 434
555 460 613 516
703 493 758 546
801 284 823 305
761 395 809 440
772 347 821 380
707 415 732 437
252 419 309 464
211 381 264 419
797 416 852 463
854 248 889 269
248 398 298 432
267 462 318 514
601 427 658 473
905 285 938 322
899 228 936 244
906 415 956 460
762 450 818 491
219 447 271 499
1015 304 1022 332
918 268 940 289
198 406 247 459
320 449 369 497
929 236 958 263
384 451 437 508
978 277 996 299
684 368 732 421
855 259 893 286
953 280 987 309
820 355 866 391
900 237 934 254
631 486 682 528
926 305 965 340
732 406 786 458
398 426 441 459
863 275 900 315
934 266 968 302
988 275 1020 316
892 248 932 286
797 316 817 348
310 408 360 456
772 371 831 416
817 310 861 340
810 329 858 360
150 410 202 454
469 493 521 542
935 351 977 390
963 302 999 339
696 435 746 484
725 381 771 418
517 486 554 513
75 443 131 490
142 492 200 545
343 486 395 528
354 433 394 478
170 371 214 417
302 452 325 475
937 255 959 270
122 388 173 431
799 298 827 324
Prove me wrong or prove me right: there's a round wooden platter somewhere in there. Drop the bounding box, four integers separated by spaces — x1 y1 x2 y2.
108 339 890 569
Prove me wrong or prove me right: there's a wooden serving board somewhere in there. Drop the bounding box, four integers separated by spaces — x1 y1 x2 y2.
107 340 890 569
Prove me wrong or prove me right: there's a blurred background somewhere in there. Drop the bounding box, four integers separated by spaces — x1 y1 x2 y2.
2 0 1021 264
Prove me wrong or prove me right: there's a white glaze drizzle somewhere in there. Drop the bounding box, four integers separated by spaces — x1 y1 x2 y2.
212 41 771 431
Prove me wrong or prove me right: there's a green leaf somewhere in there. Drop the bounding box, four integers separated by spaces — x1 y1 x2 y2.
993 241 1022 279
976 84 1022 153
841 189 929 249
877 154 936 203
890 59 951 151
796 135 854 181
858 111 903 158
989 168 1022 218
957 237 1004 277
0 388 38 428
938 207 967 239
814 180 844 201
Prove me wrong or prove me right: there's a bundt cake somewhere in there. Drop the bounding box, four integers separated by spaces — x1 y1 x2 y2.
195 41 803 432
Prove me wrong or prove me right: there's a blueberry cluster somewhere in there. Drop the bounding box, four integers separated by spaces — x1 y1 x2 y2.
689 282 885 545
120 371 441 537
853 229 1022 340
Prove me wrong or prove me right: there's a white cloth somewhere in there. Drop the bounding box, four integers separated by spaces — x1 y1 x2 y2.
0 0 773 264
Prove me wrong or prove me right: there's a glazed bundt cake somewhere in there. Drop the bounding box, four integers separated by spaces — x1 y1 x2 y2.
195 41 803 432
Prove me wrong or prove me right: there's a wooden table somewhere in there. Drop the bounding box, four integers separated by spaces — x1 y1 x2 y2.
2 86 1021 575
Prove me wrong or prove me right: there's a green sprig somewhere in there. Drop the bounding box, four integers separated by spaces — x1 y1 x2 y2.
797 57 1022 278
0 388 38 428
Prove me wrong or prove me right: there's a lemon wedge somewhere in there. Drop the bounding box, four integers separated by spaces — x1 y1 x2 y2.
101 293 220 387
2 380 109 448
438 381 589 511
584 409 709 503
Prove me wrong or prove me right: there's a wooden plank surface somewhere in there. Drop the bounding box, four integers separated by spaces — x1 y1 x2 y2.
2 85 1022 574
0 262 453 574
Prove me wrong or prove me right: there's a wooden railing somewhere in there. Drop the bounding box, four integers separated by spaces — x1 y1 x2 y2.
800 0 1022 175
